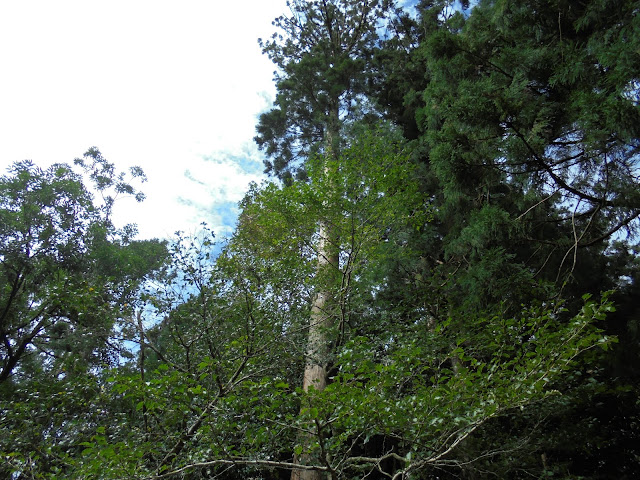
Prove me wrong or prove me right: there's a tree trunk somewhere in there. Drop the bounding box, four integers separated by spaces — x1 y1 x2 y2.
292 220 337 480
291 104 340 480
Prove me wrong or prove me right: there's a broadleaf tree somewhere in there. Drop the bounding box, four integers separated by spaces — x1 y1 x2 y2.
72 125 614 480
0 152 168 478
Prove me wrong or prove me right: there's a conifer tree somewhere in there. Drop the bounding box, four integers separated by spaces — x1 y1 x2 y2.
256 2 394 478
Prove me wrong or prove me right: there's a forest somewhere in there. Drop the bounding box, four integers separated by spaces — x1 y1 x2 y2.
1 0 638 478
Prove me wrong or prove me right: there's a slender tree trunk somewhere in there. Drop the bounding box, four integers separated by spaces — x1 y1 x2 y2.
292 104 340 480
304 220 335 393
292 221 338 480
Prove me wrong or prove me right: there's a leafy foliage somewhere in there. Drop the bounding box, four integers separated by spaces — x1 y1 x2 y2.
2 1 638 479
0 153 168 478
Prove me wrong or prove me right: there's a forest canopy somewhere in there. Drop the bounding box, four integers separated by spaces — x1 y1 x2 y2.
1 1 638 479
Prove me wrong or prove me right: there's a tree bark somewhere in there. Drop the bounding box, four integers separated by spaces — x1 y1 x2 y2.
292 221 337 480
292 104 340 480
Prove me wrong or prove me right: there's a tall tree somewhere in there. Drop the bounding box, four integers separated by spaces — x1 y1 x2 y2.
256 2 394 478
403 0 640 475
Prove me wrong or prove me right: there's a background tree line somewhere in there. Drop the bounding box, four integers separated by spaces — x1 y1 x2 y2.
1 0 638 478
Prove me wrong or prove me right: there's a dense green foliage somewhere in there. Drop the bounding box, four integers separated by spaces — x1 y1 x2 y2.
1 1 638 479
0 151 169 478
255 0 394 181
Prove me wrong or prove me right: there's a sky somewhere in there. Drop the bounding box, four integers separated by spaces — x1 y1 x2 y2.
0 0 288 240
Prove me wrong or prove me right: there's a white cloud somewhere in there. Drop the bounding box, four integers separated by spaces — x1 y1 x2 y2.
0 0 287 239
